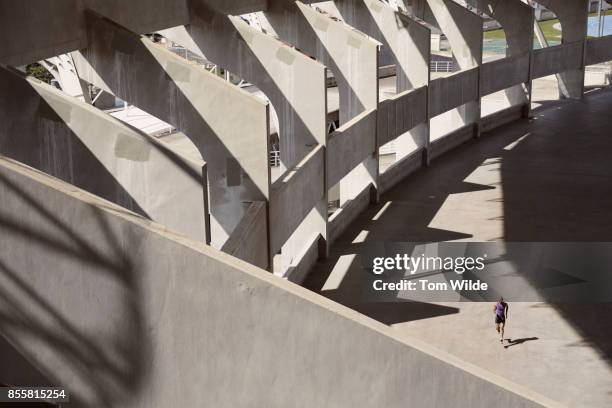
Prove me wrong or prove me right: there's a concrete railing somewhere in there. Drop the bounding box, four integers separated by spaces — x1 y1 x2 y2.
221 201 268 270
480 52 531 96
428 68 480 117
327 109 377 187
586 35 612 65
532 40 584 79
269 146 325 255
378 85 428 147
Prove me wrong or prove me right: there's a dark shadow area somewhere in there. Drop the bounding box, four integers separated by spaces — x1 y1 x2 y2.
0 168 149 406
504 337 538 349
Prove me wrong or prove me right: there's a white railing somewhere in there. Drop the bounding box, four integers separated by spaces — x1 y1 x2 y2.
430 60 453 72
269 149 280 167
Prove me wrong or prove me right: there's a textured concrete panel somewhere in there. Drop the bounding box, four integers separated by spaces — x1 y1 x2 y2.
327 108 376 187
74 13 270 248
221 201 269 269
83 0 189 34
429 68 480 117
480 53 530 96
378 85 428 147
585 35 612 65
0 0 86 66
0 66 208 242
532 41 584 79
0 156 554 407
269 146 325 254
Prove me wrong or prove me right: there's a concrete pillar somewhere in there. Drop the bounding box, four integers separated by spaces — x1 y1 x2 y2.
416 0 483 136
328 0 431 162
469 0 534 112
73 12 271 254
261 1 379 205
533 0 589 99
161 2 329 269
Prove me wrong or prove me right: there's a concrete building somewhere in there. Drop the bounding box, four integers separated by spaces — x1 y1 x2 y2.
0 0 611 406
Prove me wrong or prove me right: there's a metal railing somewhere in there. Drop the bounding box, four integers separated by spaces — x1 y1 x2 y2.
430 60 453 72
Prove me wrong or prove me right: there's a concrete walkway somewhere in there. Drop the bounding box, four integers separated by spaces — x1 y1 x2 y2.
304 87 612 407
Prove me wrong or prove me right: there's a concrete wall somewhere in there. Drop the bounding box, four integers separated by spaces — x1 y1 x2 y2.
221 201 268 270
379 149 423 194
161 5 327 171
585 35 612 65
0 155 556 407
0 66 208 243
326 108 376 187
83 0 189 34
532 41 584 79
533 0 588 99
328 183 372 244
0 0 86 66
73 12 270 249
429 68 480 118
378 85 428 147
269 146 325 255
480 53 531 97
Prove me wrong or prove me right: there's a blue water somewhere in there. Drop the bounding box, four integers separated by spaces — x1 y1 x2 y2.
587 15 612 36
484 15 612 55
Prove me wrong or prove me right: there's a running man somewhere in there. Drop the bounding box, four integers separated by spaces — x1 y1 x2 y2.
493 297 509 343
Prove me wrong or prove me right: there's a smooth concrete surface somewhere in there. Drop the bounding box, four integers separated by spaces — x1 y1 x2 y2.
326 108 377 187
428 68 480 118
74 12 270 248
532 41 584 80
304 88 612 406
328 184 372 244
220 201 269 270
378 86 428 147
84 0 189 34
586 35 612 65
0 156 555 408
0 0 86 67
269 146 325 255
0 66 208 243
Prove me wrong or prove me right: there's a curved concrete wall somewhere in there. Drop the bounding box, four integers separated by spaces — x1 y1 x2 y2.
0 156 557 408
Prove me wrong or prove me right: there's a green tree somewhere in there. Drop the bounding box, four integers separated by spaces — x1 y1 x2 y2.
25 63 54 84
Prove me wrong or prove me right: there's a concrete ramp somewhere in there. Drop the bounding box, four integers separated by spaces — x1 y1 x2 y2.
0 156 558 407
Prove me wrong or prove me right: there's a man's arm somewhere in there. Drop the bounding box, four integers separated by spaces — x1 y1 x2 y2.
505 303 509 319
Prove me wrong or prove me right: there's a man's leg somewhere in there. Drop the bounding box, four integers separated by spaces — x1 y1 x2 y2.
500 322 505 342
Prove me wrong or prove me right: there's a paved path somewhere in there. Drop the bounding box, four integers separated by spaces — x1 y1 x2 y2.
304 87 612 407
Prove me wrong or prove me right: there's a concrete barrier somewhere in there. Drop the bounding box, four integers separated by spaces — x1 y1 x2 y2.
378 86 428 147
379 149 424 194
585 35 612 65
327 109 377 187
328 184 372 244
221 201 269 270
532 41 584 79
0 155 557 407
430 123 475 161
480 53 530 96
269 146 325 254
429 68 480 117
